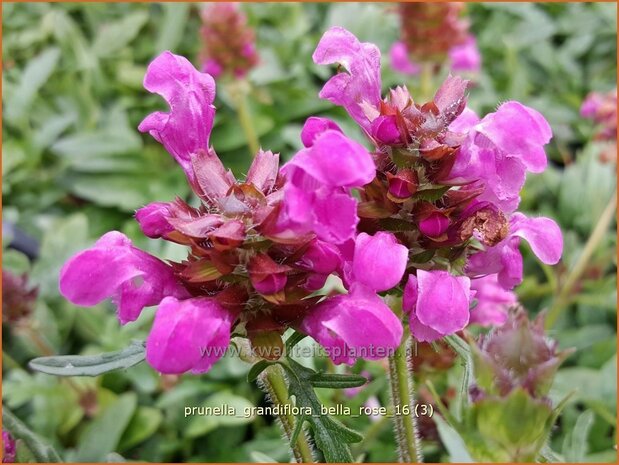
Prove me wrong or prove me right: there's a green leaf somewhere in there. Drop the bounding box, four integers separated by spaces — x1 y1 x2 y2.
29 340 146 377
75 393 138 462
4 47 60 124
562 410 595 462
155 2 190 52
433 415 474 463
281 359 363 463
414 186 451 202
118 407 163 451
2 406 63 462
250 451 279 463
186 392 256 438
285 331 307 352
92 11 148 58
309 373 367 389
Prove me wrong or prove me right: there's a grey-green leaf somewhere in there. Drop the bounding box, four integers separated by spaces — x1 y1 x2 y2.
28 340 146 377
309 373 367 389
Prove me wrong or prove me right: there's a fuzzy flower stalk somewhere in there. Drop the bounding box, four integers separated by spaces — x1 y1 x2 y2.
390 2 481 78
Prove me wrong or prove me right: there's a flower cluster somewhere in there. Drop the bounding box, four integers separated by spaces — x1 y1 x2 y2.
313 27 562 340
59 25 562 375
199 2 259 79
2 430 16 463
390 2 481 76
581 88 617 163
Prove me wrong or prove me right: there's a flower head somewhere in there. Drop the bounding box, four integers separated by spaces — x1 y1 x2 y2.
199 2 259 78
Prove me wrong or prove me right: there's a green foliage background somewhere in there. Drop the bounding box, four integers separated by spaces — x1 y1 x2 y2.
2 2 617 463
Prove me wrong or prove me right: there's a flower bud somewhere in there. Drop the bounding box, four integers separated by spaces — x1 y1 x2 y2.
386 169 418 202
248 254 290 295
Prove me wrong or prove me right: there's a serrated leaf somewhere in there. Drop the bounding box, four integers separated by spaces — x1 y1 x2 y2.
29 340 146 377
281 359 363 462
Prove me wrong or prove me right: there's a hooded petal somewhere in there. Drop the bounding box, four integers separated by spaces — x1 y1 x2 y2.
298 239 342 274
300 116 343 147
352 232 408 292
477 101 552 173
59 231 187 324
287 130 375 188
389 41 420 76
135 202 173 238
138 51 216 180
510 213 563 265
145 296 236 374
313 27 382 131
416 270 471 336
300 288 403 365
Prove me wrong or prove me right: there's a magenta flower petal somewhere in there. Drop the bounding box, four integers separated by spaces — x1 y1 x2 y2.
419 212 450 238
448 36 481 73
288 130 375 188
300 288 403 365
313 27 382 131
146 296 236 374
300 116 343 147
469 275 516 326
389 41 421 76
246 149 279 193
59 231 187 324
415 270 471 335
477 101 552 174
409 315 444 343
312 188 360 244
135 202 173 238
138 51 216 181
352 232 408 292
511 213 563 265
298 239 342 274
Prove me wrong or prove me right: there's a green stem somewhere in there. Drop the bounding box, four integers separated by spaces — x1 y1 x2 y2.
419 62 435 102
235 90 260 157
260 365 315 463
545 187 617 328
388 330 422 463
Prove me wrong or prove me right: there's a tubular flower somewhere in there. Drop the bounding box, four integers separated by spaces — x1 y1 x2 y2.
199 2 258 78
300 232 407 364
469 275 517 327
390 2 481 76
60 51 389 374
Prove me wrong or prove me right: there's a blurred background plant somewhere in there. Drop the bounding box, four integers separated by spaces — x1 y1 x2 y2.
2 2 616 463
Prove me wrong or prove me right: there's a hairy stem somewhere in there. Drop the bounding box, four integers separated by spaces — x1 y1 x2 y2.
235 89 260 156
258 364 315 463
546 187 617 328
388 331 422 463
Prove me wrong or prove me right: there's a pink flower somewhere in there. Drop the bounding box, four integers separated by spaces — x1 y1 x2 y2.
276 124 375 244
2 430 16 463
389 41 421 76
138 52 216 184
146 296 239 374
403 271 471 342
448 36 481 73
300 286 403 365
469 274 517 326
135 202 174 239
300 232 407 364
313 27 382 132
448 101 552 212
300 116 343 147
59 232 188 325
466 213 563 289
